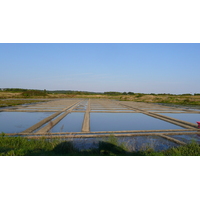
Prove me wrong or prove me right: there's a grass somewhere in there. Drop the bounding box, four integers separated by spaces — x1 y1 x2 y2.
119 94 200 106
1 90 200 106
1 133 200 156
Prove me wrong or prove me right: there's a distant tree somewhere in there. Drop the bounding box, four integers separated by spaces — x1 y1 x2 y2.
22 90 47 97
104 91 122 95
4 88 27 93
136 93 144 97
181 93 192 96
128 92 135 95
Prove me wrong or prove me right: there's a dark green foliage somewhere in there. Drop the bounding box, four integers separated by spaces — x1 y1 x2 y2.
22 90 47 97
181 93 193 96
48 90 102 95
1 88 28 93
135 93 144 98
53 141 76 155
104 91 122 96
0 134 61 156
128 92 135 95
157 93 172 95
99 135 128 155
99 142 127 155
163 141 200 156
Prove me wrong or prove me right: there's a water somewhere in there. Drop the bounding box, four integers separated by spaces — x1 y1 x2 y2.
50 112 84 132
33 112 64 133
111 136 179 151
169 134 200 144
158 113 200 124
72 138 102 150
0 112 55 133
90 113 184 132
58 135 179 152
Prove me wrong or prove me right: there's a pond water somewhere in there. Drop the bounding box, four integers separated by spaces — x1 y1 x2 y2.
33 112 65 133
158 113 200 124
50 112 84 132
59 135 179 152
0 112 54 133
169 134 200 144
111 136 179 151
90 113 184 132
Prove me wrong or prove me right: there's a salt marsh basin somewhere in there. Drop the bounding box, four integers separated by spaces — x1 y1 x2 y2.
1 98 200 151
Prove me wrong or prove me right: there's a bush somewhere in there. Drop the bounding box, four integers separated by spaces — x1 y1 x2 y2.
22 90 47 97
136 93 144 98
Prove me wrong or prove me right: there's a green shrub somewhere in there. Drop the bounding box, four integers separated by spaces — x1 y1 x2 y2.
22 90 47 97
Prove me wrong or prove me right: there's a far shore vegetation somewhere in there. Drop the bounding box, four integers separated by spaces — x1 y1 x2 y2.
1 88 200 107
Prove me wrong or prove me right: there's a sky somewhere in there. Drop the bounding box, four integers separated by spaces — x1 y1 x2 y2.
0 43 200 94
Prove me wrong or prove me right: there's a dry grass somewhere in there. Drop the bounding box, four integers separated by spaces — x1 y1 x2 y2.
1 91 200 106
119 94 200 105
0 92 22 99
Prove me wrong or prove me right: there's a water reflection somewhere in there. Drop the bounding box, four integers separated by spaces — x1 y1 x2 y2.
158 113 200 124
50 112 84 132
170 134 200 144
0 112 54 133
90 113 184 131
58 135 179 152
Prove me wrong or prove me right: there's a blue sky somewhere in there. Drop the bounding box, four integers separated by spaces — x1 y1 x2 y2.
0 43 200 94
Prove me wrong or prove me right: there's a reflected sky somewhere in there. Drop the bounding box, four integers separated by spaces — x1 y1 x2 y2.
90 113 184 131
170 134 200 144
158 113 200 124
50 112 84 132
0 112 54 133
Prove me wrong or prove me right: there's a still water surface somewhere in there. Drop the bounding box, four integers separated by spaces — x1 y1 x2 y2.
50 112 84 132
0 112 54 133
158 113 200 124
90 113 184 131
